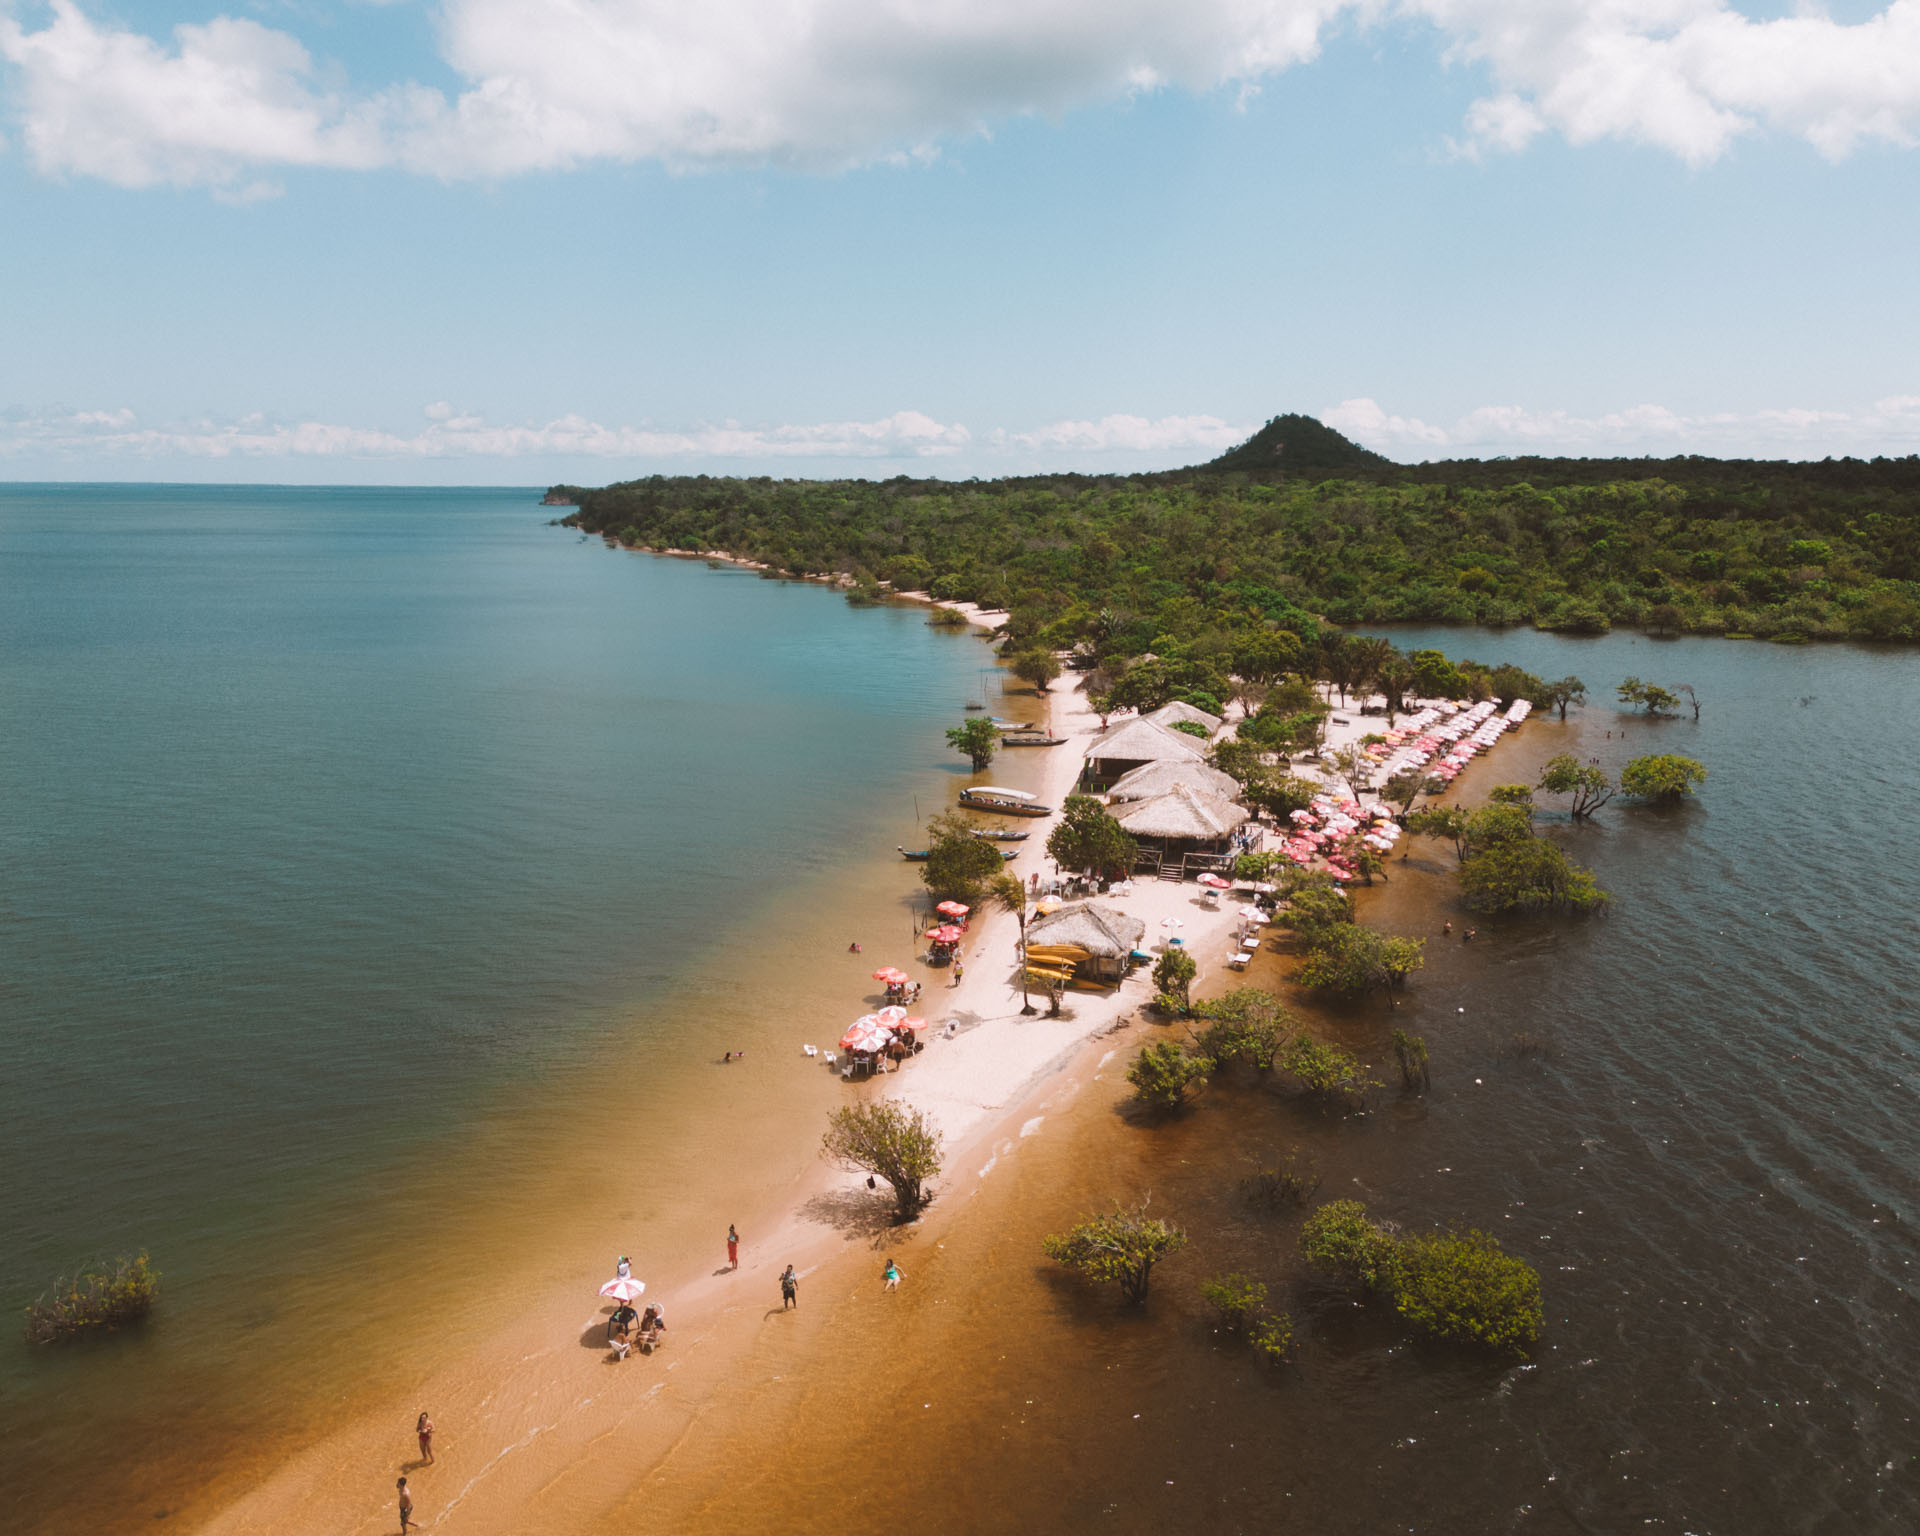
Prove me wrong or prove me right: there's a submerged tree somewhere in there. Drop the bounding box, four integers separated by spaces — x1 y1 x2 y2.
946 716 1000 771
1620 753 1708 801
1042 1201 1188 1304
1126 1040 1210 1110
1538 676 1588 720
1537 753 1617 819
1404 805 1472 862
1391 1029 1431 1093
821 1102 944 1220
1459 834 1608 914
1617 677 1682 714
1296 926 1425 998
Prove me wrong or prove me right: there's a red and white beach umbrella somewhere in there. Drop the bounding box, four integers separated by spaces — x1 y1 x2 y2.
1197 873 1232 889
840 1016 892 1052
935 901 970 918
872 967 910 985
926 925 965 944
896 1016 930 1033
599 1276 646 1302
874 1005 909 1025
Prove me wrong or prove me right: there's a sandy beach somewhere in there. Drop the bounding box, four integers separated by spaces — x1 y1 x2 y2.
192 583 1530 1536
191 609 1263 1536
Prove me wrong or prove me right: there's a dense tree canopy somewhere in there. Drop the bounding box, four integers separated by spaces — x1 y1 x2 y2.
561 418 1920 649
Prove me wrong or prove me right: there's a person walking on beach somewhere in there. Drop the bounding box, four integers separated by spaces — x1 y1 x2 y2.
953 958 965 987
780 1265 798 1309
415 1411 434 1465
727 1224 739 1270
397 1477 415 1533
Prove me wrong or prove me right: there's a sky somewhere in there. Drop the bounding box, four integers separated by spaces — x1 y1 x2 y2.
1 0 1918 483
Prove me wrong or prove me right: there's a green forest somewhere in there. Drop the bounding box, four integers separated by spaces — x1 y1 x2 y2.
554 413 1920 648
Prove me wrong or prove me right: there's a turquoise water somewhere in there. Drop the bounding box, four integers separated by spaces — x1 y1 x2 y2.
0 486 994 1526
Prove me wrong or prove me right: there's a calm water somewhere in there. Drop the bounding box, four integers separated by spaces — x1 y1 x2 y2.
623 625 1920 1536
6 496 1917 1534
0 486 998 1529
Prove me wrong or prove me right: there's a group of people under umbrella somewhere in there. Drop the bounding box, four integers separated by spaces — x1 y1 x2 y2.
838 999 929 1076
597 1266 665 1361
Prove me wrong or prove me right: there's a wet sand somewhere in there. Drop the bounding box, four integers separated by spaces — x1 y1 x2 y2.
190 636 1264 1535
189 597 1540 1536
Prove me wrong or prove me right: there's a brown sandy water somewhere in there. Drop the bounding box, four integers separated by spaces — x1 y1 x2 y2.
563 658 1920 1536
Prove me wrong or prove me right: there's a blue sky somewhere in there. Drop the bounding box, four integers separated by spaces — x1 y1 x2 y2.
2 0 1918 483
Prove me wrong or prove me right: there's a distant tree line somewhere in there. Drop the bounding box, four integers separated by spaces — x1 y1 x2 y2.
560 419 1920 647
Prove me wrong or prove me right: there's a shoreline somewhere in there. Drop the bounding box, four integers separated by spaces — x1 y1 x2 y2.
192 548 1539 1536
189 577 1219 1535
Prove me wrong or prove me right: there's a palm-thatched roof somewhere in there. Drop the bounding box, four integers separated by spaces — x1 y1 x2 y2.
1025 901 1147 959
1112 783 1248 840
1145 700 1224 735
1106 759 1243 804
1087 717 1207 767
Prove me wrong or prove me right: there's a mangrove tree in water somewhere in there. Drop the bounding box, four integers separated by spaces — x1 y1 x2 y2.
1042 1201 1188 1305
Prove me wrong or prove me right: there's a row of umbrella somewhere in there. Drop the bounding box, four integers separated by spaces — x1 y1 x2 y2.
840 1004 929 1053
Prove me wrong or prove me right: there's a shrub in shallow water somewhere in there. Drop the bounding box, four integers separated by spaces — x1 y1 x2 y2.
1127 1041 1209 1110
1199 1272 1267 1332
26 1254 159 1344
1300 1202 1543 1355
1386 1230 1544 1353
1300 1201 1396 1290
1250 1311 1295 1362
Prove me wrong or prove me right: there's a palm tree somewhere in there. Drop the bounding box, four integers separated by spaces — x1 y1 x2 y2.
989 872 1038 1016
1351 636 1395 710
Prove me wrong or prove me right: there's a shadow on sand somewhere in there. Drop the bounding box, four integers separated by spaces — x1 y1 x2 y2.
800 1187 902 1245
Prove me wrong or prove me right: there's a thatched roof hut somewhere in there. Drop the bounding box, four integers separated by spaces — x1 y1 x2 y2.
1025 901 1148 980
1085 717 1206 786
1145 700 1224 736
1112 783 1248 842
1106 759 1243 804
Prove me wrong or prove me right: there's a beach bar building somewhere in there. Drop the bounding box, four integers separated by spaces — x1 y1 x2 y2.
1082 717 1208 790
1104 758 1243 805
1144 700 1224 737
1112 783 1249 881
1023 901 1148 986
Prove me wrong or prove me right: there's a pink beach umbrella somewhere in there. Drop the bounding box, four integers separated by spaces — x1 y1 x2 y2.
926 924 966 944
599 1276 646 1302
872 967 910 985
895 1016 930 1033
1198 873 1232 889
874 1005 909 1025
935 901 971 919
840 1017 892 1053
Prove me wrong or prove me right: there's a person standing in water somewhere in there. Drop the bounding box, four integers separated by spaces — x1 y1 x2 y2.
727 1224 739 1270
415 1411 434 1465
780 1265 798 1309
397 1477 415 1533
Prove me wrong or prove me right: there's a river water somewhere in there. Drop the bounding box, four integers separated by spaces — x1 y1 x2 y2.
5 494 1915 1534
598 626 1920 1536
0 486 1003 1532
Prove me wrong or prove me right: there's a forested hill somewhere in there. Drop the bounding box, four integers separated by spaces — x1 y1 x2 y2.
555 416 1920 646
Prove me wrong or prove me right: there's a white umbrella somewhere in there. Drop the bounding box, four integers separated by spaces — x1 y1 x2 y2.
599 1276 646 1302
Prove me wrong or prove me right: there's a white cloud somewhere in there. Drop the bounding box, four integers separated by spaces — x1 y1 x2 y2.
994 413 1251 454
1324 393 1920 456
0 404 973 462
3 1 1919 190
5 396 1917 474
